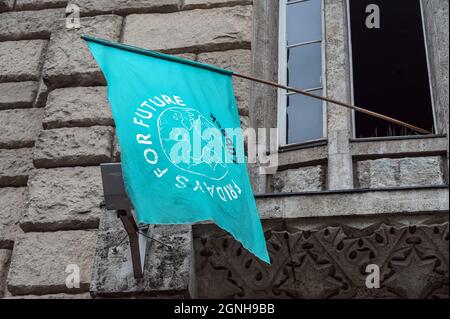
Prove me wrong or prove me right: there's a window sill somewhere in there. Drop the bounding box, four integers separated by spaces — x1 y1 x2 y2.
272 139 328 170
350 134 446 143
351 134 448 160
279 138 327 153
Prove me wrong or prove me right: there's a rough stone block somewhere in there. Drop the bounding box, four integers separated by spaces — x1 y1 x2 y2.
198 50 251 115
21 166 103 232
0 9 64 41
0 187 27 249
271 165 326 193
183 0 252 10
0 249 12 298
91 225 191 297
33 78 49 108
399 157 445 187
6 292 92 299
0 108 43 149
0 81 38 110
256 196 284 219
7 230 97 296
0 0 14 12
33 126 113 168
240 115 249 130
357 159 398 189
357 157 445 189
122 6 252 53
97 209 122 232
112 133 121 162
69 0 180 16
0 148 33 187
43 87 113 129
173 52 197 61
0 40 47 82
15 0 68 10
43 15 123 89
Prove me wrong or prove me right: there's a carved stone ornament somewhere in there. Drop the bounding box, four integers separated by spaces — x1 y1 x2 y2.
194 222 449 299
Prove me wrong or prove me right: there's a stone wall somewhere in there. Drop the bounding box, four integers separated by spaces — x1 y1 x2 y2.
0 0 254 299
356 156 446 189
0 0 448 299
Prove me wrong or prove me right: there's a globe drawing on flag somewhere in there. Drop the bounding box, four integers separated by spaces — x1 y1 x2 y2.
158 107 229 181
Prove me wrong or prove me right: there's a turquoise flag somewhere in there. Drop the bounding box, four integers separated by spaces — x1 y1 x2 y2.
83 36 270 264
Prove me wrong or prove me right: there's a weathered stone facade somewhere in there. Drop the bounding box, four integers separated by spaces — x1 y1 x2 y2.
0 0 448 299
193 215 449 299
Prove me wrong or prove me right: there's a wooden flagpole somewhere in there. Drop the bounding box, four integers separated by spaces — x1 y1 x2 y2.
81 34 432 136
233 72 432 135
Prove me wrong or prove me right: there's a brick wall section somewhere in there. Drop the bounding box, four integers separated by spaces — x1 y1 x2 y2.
0 0 253 298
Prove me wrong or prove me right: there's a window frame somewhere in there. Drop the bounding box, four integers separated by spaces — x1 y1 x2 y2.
277 0 328 148
346 0 438 139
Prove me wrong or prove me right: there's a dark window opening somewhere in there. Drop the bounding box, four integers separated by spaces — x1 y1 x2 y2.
349 0 435 138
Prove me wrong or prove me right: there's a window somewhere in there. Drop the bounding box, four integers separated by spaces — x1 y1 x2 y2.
348 0 436 138
278 0 325 146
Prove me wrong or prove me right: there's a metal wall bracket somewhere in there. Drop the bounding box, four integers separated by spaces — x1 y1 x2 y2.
117 209 147 278
100 163 146 279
